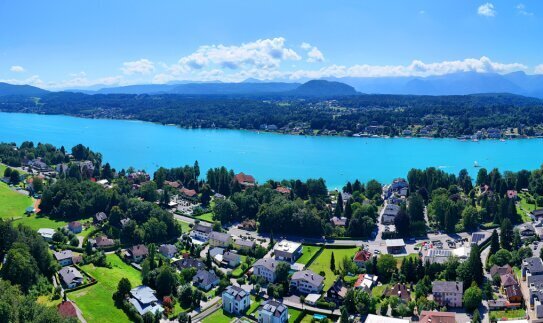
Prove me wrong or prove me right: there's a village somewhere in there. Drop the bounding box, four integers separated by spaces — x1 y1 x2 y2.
2 143 543 323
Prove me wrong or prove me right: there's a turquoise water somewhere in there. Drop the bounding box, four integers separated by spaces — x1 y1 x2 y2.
0 112 541 188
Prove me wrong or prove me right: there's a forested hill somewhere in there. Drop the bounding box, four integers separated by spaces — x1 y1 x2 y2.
0 89 543 138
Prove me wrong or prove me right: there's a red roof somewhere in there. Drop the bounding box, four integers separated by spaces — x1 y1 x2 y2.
353 250 371 262
235 172 255 184
180 187 197 197
420 311 455 323
275 186 291 194
507 190 518 199
57 301 78 318
353 274 365 288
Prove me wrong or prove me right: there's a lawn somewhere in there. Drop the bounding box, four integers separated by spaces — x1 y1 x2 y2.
69 254 141 323
202 309 237 323
518 193 537 222
372 284 389 297
490 309 526 320
13 213 69 230
308 247 358 290
289 308 304 322
0 182 33 219
297 245 323 265
247 296 261 315
195 212 214 222
177 219 192 234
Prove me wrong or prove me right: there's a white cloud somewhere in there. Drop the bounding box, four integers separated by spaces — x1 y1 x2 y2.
10 65 25 73
478 3 496 16
535 65 543 74
300 42 325 63
516 3 533 16
169 37 301 75
120 58 155 75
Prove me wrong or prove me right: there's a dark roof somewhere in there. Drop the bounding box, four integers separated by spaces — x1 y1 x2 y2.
209 231 231 242
432 281 463 293
224 285 248 300
159 244 177 255
384 283 411 302
489 264 512 277
500 274 517 287
223 251 240 262
129 244 148 257
94 235 115 247
260 300 287 318
58 266 83 285
173 258 205 271
192 269 219 287
254 258 278 272
193 223 212 233
471 232 486 245
523 257 543 274
505 284 522 300
54 250 73 261
291 270 324 287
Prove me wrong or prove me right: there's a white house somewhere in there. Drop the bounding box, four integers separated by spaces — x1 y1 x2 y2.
273 240 302 263
222 285 250 315
290 270 324 294
58 266 84 289
258 300 288 323
208 231 232 248
54 250 74 267
38 228 55 241
253 258 279 283
190 223 212 241
129 286 164 316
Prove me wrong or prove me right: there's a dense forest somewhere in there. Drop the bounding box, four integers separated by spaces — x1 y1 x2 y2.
1 92 543 137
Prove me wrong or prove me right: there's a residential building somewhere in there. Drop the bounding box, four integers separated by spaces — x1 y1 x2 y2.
222 285 250 315
222 251 241 268
127 244 148 263
58 266 84 289
505 283 523 304
129 286 164 316
353 274 378 291
490 264 513 278
275 186 291 195
89 235 115 248
209 231 232 248
501 274 518 289
364 314 409 323
330 216 347 227
68 221 82 234
173 257 206 271
253 258 279 283
353 250 372 267
192 269 219 291
327 278 348 305
383 283 411 303
519 223 536 239
432 281 463 308
234 238 255 251
531 209 543 221
381 204 401 224
234 172 256 188
94 212 108 224
54 250 74 267
180 187 197 200
522 257 543 283
190 223 212 241
159 244 177 259
37 228 55 241
419 311 456 323
273 240 302 263
258 300 288 323
290 270 324 294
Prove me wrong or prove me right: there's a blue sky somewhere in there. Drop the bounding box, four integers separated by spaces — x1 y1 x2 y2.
1 0 542 89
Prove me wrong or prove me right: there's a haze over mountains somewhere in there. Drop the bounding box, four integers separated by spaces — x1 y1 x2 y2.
3 71 543 98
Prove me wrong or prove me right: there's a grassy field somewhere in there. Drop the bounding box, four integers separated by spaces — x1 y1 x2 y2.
289 308 304 322
297 245 323 265
202 309 237 323
490 309 526 320
13 214 69 230
194 212 214 222
308 247 358 290
518 193 536 222
372 284 389 297
0 182 33 219
177 219 192 234
69 254 141 323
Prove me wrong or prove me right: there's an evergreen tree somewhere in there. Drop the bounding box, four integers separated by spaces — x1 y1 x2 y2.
353 179 362 192
469 244 484 285
337 193 344 212
489 229 500 256
500 218 514 250
330 252 336 272
344 182 353 194
344 199 353 220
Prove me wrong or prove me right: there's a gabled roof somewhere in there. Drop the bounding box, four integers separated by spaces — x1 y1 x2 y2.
129 244 148 257
235 172 255 184
254 258 278 272
260 300 287 318
159 244 177 255
500 273 518 287
173 257 205 271
58 266 83 285
419 311 456 323
193 269 219 286
54 250 73 261
505 283 522 300
490 264 512 277
223 251 240 262
130 285 158 304
384 283 411 302
193 223 212 233
209 231 231 242
224 285 248 300
353 250 372 262
432 281 463 293
291 270 324 287
180 187 197 197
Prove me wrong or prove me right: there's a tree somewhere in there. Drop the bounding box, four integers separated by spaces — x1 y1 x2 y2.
3 167 12 178
366 180 382 200
376 254 397 283
407 193 425 222
463 284 482 312
469 244 484 285
1 243 39 292
117 277 132 299
156 266 176 297
461 205 479 231
9 170 20 184
32 177 44 193
490 249 512 267
336 193 344 212
344 199 353 220
213 199 238 224
472 308 481 323
489 229 500 256
330 252 336 272
500 219 513 250
275 262 291 283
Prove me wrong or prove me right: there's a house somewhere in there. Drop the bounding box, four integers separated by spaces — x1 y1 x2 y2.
364 314 409 323
505 283 523 303
258 300 288 323
273 240 302 263
58 266 84 289
27 158 52 172
381 204 401 224
526 275 543 318
234 238 255 251
507 190 518 200
222 285 250 314
173 257 206 271
38 228 55 241
383 283 411 303
89 235 115 248
68 221 82 234
94 212 108 224
522 257 543 283
327 278 348 305
164 180 181 189
353 250 372 267
192 269 220 291
354 274 378 291
519 223 536 239
290 270 324 294
490 264 513 278
57 301 78 319
127 244 149 263
222 251 241 268
330 216 347 227
253 258 279 283
159 244 177 259
54 250 74 267
180 187 198 200
120 218 132 228
432 281 463 308
419 311 456 323
234 172 256 188
385 239 405 254
500 274 518 289
531 209 543 221
209 231 232 248
190 223 212 241
304 294 321 306
129 286 164 316
275 186 291 195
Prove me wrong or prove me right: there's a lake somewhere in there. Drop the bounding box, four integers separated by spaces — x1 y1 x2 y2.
0 112 541 188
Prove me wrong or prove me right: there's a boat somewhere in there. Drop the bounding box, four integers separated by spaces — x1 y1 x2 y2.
500 139 506 142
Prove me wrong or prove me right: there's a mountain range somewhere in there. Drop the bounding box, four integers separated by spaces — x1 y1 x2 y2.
3 71 543 98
